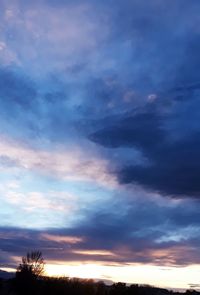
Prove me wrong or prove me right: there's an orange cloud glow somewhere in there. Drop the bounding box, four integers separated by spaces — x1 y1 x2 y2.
41 233 84 244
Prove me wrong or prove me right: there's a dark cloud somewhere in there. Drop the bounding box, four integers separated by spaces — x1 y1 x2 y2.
89 102 200 198
90 110 165 150
88 75 200 198
1 196 200 267
119 135 200 198
84 0 200 199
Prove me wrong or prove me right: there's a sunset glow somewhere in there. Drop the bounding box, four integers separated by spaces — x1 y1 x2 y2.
45 263 200 290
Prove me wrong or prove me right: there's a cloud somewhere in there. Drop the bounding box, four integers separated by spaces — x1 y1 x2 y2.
0 0 110 74
118 133 200 198
0 67 37 108
1 195 200 267
89 87 200 198
4 191 75 213
90 110 165 150
0 41 18 65
40 233 84 244
0 134 116 187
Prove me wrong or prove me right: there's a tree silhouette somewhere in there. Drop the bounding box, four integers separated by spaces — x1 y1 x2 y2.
17 251 44 278
15 251 45 294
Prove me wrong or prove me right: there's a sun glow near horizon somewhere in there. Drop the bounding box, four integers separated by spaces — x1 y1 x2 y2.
44 262 200 290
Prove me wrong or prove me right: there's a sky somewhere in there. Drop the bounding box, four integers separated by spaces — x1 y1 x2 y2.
0 0 200 290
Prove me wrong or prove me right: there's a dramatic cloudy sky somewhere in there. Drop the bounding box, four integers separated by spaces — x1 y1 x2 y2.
0 0 200 290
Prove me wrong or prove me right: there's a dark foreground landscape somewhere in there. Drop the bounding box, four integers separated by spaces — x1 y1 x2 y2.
0 275 199 295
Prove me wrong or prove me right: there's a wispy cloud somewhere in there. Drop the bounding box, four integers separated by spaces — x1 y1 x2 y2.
0 0 110 74
41 233 84 244
0 134 116 187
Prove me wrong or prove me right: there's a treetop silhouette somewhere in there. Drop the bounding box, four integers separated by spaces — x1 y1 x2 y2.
17 250 44 278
